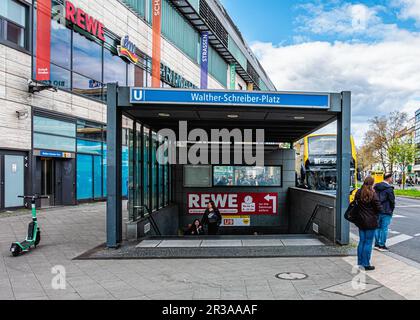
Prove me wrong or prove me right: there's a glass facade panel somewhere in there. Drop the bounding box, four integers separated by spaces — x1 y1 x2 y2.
51 19 71 69
77 139 102 155
34 133 76 152
5 20 24 47
161 0 199 63
73 31 103 81
143 130 150 210
77 154 93 200
151 133 158 211
122 146 129 198
0 0 25 26
34 116 76 137
72 72 103 101
208 46 227 87
308 136 337 156
104 48 127 85
93 155 102 198
50 64 71 90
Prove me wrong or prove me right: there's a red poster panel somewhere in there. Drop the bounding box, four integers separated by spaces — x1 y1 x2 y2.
187 193 278 216
152 0 162 88
35 0 52 81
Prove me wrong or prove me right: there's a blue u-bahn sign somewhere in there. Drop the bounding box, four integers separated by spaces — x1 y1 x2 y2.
130 88 330 109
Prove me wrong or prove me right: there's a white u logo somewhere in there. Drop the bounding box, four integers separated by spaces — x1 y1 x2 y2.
133 90 144 101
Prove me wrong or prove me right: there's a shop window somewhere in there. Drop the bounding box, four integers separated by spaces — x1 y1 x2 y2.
0 0 27 49
122 146 129 198
72 72 104 101
51 19 71 69
72 31 103 81
93 156 103 198
213 166 282 187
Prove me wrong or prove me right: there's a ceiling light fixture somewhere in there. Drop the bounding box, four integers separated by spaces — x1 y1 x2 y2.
158 113 171 117
227 114 239 119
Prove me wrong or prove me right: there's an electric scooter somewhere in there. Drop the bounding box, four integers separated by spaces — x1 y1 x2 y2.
10 195 49 257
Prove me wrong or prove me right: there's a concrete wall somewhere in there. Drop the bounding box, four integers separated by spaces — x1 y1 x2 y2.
174 149 296 234
126 205 180 240
288 188 336 243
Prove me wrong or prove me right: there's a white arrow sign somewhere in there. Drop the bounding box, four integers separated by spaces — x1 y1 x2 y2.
264 195 277 213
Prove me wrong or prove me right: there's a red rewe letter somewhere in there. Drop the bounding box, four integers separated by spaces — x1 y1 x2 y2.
76 8 86 30
97 22 105 41
65 1 76 23
85 14 98 36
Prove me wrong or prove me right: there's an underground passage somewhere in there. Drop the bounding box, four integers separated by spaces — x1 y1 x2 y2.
103 84 353 256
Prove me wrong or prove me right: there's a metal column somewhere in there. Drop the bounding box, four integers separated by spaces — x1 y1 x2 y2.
336 91 351 245
106 84 123 248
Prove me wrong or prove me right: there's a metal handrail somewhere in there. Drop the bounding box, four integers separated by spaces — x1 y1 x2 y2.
304 204 334 234
134 205 162 236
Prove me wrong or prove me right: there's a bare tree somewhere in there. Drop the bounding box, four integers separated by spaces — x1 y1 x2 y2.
363 111 408 173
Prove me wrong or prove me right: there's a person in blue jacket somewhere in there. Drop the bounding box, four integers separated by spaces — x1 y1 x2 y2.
374 173 396 251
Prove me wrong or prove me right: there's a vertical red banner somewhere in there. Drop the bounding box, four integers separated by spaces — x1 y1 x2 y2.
152 0 162 88
35 0 52 81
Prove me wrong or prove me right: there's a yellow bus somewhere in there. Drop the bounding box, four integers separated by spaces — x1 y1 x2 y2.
295 134 358 201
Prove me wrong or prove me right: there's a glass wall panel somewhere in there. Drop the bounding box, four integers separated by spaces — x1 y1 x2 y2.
104 48 127 85
103 143 107 197
34 116 76 137
143 129 150 210
77 154 93 200
50 64 71 90
151 132 158 211
93 155 102 198
77 120 104 141
34 133 76 152
0 0 25 26
77 140 102 155
72 31 103 81
72 73 103 101
122 146 129 198
51 19 71 69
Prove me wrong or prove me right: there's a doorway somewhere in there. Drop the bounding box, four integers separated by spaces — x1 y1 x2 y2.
39 158 75 207
0 152 26 210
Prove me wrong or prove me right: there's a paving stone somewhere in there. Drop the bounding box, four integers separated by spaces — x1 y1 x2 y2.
201 240 243 247
322 281 381 297
242 239 284 247
158 240 202 248
281 239 325 246
136 240 162 248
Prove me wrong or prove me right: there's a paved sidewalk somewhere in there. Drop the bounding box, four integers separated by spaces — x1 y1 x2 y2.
0 203 406 300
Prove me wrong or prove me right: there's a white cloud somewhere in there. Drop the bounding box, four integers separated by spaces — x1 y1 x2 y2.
394 0 420 25
297 3 383 37
251 37 420 146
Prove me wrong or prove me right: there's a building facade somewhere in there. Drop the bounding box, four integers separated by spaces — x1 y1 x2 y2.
0 0 275 211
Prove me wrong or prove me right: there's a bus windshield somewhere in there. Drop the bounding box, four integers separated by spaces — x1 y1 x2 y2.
308 136 336 156
306 169 356 191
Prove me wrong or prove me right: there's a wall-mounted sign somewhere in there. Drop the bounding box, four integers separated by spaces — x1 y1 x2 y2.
65 1 105 41
200 32 209 89
187 192 278 215
118 36 140 64
130 88 331 109
35 150 74 159
221 216 251 227
160 64 197 89
35 0 52 81
229 64 236 90
152 0 162 87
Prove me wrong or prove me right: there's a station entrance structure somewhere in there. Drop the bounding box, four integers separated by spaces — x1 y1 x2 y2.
106 84 352 248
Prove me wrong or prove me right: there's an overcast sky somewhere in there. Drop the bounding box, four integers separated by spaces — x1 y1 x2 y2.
220 0 420 146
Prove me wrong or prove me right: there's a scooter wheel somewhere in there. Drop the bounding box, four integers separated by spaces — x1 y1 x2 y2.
11 244 22 257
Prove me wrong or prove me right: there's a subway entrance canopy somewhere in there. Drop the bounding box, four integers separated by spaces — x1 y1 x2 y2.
106 84 352 249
